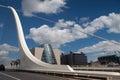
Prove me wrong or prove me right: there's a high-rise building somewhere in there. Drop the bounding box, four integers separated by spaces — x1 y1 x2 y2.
30 44 61 65
61 51 88 66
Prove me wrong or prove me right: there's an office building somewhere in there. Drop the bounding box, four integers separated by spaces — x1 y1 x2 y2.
98 55 120 65
61 51 88 66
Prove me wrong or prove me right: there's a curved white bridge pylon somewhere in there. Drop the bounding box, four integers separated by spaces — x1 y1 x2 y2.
8 6 74 72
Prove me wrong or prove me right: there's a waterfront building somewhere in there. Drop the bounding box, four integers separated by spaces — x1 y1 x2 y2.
98 55 120 65
61 51 88 66
30 44 61 65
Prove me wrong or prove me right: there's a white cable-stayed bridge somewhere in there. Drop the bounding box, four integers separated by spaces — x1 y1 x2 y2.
0 5 120 80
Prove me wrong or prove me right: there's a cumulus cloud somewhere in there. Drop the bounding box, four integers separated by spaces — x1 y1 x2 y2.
22 0 66 16
0 43 18 66
79 40 120 53
107 13 120 33
78 40 120 61
84 13 120 34
26 19 87 48
26 12 120 48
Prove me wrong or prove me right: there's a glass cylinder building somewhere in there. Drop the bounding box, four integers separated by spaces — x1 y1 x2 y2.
41 44 57 64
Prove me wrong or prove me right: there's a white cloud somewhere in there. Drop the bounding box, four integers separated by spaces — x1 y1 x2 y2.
0 44 18 52
26 12 120 48
22 0 66 16
0 23 3 28
79 40 120 54
107 13 120 33
84 13 120 34
26 19 87 48
55 19 75 28
80 17 89 23
0 43 18 66
78 40 120 61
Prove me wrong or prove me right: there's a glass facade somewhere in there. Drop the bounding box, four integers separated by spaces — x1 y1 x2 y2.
41 44 57 64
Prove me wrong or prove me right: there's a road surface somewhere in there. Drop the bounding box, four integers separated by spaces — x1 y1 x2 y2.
0 71 65 80
1 70 120 80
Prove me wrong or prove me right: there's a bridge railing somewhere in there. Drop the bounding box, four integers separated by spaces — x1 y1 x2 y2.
11 69 119 80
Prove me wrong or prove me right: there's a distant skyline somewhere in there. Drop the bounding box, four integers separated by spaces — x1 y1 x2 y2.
0 0 120 65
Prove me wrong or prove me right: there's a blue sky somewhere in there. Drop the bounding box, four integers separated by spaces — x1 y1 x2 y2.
0 0 120 65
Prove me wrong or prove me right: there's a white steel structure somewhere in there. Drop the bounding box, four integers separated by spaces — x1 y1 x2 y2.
8 6 74 72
